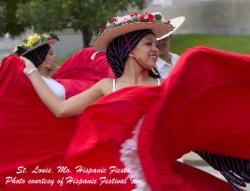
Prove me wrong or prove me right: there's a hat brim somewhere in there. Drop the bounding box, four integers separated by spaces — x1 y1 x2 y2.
94 22 173 51
157 16 185 41
21 38 58 56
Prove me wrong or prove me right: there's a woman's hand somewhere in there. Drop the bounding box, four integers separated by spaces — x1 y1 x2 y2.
20 56 38 76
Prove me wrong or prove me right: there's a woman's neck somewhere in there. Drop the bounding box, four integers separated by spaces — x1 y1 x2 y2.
120 59 150 85
38 67 51 77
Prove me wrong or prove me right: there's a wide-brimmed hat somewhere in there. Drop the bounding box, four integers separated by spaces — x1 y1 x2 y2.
157 16 185 41
14 33 59 56
93 12 174 51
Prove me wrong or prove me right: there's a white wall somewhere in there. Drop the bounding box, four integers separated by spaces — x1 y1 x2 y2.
152 0 172 5
152 0 216 5
146 0 250 35
172 0 216 4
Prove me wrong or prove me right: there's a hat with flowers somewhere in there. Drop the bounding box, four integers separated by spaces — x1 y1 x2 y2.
14 33 59 56
93 12 174 51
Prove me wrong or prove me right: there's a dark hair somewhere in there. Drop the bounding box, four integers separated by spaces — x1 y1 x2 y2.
106 29 159 78
23 44 51 67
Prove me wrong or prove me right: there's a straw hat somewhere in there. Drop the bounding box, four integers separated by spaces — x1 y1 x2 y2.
157 16 185 40
93 12 174 51
14 33 59 56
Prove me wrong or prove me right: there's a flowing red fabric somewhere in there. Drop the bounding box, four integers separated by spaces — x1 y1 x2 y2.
66 85 163 190
2 46 250 191
66 46 250 191
66 86 232 191
138 46 250 190
0 55 75 191
53 47 114 97
0 48 113 191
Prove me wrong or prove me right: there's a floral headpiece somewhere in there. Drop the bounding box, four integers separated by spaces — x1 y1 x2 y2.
94 12 173 51
14 33 59 56
99 12 170 35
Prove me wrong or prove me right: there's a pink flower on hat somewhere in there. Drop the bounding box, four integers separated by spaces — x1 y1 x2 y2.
117 15 131 23
108 17 117 24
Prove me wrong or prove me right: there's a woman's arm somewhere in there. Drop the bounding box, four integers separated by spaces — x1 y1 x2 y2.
22 57 103 117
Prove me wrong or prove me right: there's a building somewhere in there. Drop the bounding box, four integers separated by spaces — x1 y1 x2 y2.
147 0 250 35
152 0 214 5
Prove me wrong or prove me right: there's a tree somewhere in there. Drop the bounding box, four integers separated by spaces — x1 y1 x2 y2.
0 0 29 37
63 0 147 46
14 0 148 47
0 4 5 36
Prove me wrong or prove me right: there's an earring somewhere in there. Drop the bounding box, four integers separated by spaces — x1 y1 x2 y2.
44 63 50 68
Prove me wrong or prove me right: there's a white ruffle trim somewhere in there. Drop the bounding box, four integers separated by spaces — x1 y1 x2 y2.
120 118 151 191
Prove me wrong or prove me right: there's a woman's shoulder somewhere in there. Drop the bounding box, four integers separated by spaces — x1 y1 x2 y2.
98 77 113 83
94 78 114 95
94 78 113 95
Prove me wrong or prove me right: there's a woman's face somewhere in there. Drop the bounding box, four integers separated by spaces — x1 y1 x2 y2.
133 33 159 69
43 48 57 70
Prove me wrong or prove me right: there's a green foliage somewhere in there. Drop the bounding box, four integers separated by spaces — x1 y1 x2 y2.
0 5 6 36
0 0 29 37
62 0 145 31
17 0 68 32
1 0 147 47
171 34 250 55
55 0 146 46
